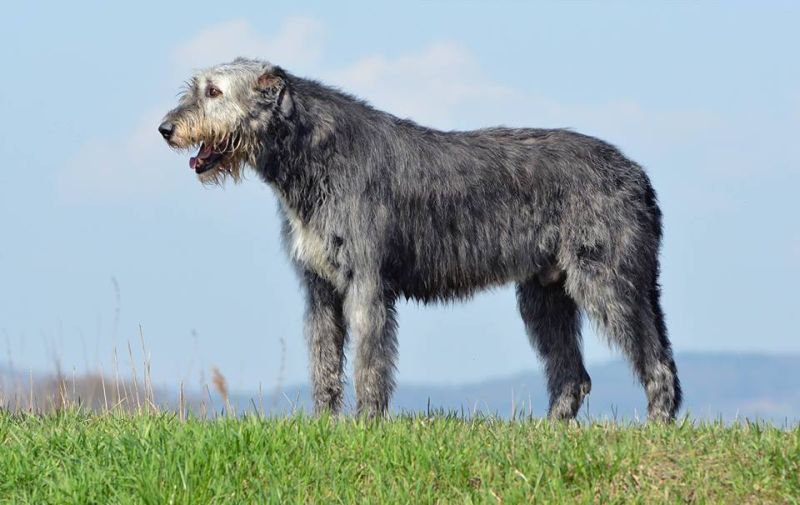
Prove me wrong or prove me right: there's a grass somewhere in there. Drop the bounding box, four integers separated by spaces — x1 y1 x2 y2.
0 412 798 504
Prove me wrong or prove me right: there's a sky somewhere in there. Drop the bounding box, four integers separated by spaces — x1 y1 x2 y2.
1 1 798 393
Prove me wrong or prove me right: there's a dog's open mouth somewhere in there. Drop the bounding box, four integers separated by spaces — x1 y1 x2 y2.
189 141 229 174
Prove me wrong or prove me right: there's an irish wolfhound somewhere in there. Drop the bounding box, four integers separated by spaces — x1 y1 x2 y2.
159 58 681 421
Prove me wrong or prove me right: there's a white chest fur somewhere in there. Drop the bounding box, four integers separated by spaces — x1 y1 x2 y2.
282 205 339 282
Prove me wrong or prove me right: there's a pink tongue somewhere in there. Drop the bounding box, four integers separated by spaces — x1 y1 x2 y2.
189 145 214 170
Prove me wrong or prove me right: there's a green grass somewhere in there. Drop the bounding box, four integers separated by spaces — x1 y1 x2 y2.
0 412 798 504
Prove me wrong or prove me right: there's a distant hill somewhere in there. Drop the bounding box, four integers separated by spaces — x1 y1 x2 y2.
226 352 800 424
3 353 799 424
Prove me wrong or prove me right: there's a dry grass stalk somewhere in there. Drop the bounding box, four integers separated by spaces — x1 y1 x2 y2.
138 325 157 413
100 367 109 412
211 367 230 416
127 341 141 412
113 347 126 411
271 337 286 411
28 369 34 413
179 381 186 422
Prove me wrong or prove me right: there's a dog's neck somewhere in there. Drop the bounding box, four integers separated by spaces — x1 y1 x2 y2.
256 83 341 223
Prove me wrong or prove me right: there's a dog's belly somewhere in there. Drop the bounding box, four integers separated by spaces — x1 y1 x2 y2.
385 232 549 302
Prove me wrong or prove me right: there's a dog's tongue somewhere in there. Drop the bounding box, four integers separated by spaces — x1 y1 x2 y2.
189 144 214 170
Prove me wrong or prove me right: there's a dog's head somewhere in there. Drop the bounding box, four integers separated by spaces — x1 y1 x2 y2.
158 58 294 184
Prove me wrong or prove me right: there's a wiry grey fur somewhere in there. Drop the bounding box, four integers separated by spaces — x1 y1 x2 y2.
159 58 682 421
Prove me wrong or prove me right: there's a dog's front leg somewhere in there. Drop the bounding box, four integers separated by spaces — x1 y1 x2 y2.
345 276 398 418
303 271 348 415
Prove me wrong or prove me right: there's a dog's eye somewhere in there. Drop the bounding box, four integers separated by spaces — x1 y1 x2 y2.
207 85 222 98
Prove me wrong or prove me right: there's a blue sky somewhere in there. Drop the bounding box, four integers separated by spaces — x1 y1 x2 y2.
1 1 798 393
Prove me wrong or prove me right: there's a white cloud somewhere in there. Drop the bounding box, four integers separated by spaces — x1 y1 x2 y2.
326 42 718 151
171 17 324 74
327 42 513 128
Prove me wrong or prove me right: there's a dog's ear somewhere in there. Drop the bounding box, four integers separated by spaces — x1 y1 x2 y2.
257 68 294 117
256 72 283 93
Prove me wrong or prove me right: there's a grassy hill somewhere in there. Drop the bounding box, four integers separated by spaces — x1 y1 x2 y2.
1 412 798 503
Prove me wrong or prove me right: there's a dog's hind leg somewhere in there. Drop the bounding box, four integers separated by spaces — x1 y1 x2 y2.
565 261 681 422
517 277 591 420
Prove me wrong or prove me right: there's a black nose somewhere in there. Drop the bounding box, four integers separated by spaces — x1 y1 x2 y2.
158 121 175 140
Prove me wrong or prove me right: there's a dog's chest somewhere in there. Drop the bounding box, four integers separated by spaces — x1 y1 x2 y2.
283 208 339 283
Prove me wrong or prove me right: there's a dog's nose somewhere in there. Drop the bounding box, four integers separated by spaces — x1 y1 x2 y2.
158 121 175 140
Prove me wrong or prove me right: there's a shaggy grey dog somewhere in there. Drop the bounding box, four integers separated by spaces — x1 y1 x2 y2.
159 58 681 421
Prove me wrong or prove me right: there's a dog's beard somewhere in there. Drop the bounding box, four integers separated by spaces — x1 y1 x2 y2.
197 157 247 185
